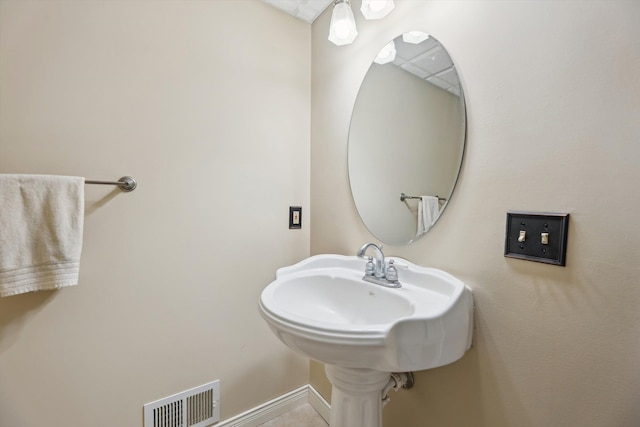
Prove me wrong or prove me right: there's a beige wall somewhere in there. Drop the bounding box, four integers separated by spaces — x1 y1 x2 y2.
0 1 310 426
2 0 640 426
311 1 640 426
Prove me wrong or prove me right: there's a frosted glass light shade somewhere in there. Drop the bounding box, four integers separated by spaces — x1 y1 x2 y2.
402 31 430 44
374 41 396 64
328 0 358 46
360 0 395 20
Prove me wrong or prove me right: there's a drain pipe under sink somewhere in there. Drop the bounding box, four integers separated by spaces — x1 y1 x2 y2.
382 372 415 406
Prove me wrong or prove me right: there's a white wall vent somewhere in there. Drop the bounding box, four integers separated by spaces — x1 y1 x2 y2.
144 380 220 427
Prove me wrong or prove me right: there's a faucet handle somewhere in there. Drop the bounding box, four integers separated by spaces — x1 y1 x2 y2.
365 257 375 276
385 260 399 281
387 258 408 269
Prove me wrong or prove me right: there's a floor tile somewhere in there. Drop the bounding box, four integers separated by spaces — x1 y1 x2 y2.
257 403 328 427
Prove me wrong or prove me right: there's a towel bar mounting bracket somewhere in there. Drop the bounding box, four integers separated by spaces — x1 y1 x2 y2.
85 176 137 192
116 176 137 192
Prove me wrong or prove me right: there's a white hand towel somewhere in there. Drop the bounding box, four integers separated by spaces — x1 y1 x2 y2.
417 196 440 236
0 174 85 297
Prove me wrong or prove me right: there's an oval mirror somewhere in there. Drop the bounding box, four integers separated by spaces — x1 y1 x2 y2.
348 32 466 246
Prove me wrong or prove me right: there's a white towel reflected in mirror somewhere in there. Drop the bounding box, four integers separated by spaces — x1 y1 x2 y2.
417 196 441 236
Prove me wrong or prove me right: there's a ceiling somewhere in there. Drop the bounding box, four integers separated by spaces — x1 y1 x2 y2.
261 0 333 23
261 1 461 97
392 36 461 97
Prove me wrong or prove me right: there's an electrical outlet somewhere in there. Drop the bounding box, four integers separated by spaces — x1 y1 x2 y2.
289 206 302 229
505 211 569 266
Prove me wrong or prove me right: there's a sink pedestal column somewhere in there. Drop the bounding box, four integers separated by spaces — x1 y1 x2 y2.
325 365 391 427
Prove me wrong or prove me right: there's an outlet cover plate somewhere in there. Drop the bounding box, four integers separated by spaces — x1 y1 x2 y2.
289 206 302 229
505 211 569 266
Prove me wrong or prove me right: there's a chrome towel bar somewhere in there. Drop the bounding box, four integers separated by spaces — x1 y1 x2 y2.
400 192 446 202
85 176 137 192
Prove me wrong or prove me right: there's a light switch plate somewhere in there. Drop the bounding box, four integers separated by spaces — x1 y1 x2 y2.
505 211 569 266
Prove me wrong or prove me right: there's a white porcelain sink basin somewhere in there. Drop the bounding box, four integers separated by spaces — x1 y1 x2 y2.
259 254 474 373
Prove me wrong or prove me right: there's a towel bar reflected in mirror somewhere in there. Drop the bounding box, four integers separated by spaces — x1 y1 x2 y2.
400 193 446 202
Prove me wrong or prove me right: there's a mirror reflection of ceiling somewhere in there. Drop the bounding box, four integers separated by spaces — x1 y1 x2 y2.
261 0 333 23
390 36 461 97
261 1 460 96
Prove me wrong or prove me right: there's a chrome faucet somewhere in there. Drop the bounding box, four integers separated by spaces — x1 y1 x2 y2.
356 243 401 288
357 243 385 277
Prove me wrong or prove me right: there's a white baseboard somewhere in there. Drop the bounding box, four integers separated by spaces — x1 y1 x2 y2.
308 385 331 424
216 384 330 427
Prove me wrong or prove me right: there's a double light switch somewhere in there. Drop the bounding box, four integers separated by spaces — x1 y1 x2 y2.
517 230 550 244
505 211 569 266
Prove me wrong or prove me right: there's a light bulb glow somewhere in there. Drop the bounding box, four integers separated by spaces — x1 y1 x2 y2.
374 41 396 64
334 21 350 39
369 0 386 12
328 1 358 45
402 31 430 44
360 0 395 20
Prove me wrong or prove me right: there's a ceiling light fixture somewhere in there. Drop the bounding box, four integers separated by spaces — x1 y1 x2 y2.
328 0 358 46
361 0 395 20
402 31 430 44
374 40 396 64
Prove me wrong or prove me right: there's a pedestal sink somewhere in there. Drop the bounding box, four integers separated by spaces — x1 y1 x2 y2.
258 254 473 427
